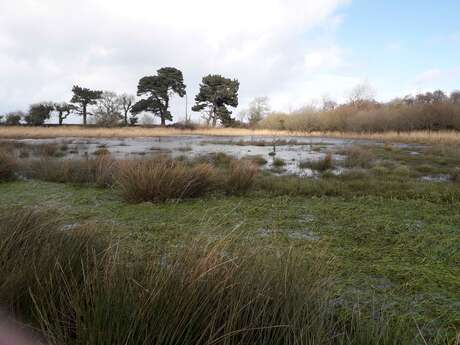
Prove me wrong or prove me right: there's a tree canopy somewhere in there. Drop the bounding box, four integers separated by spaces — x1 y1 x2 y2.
24 103 54 126
132 67 186 126
54 102 75 125
70 85 103 125
192 75 239 127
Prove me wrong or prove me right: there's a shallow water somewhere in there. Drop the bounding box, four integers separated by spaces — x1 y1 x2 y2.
6 135 375 176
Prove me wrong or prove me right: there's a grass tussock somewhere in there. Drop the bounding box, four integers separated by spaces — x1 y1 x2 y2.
0 149 17 182
224 160 259 195
22 155 117 186
117 157 215 202
0 209 421 345
300 152 334 171
343 146 375 168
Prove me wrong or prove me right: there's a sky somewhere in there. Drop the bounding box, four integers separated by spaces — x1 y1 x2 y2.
0 0 459 123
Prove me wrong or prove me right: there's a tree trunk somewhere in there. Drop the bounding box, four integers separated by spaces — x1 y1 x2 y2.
161 116 166 126
83 104 87 126
212 104 219 127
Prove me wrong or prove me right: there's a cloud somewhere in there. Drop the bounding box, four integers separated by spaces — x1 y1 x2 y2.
0 0 352 122
414 69 442 84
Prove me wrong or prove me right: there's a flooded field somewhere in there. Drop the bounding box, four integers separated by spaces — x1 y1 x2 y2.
2 135 378 176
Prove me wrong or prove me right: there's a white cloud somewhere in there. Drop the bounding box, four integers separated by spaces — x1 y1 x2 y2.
0 0 353 122
414 68 442 84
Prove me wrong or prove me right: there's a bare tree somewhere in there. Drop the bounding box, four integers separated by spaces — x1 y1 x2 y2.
95 91 122 127
118 93 136 126
246 97 270 126
450 90 460 104
347 82 376 107
321 95 338 111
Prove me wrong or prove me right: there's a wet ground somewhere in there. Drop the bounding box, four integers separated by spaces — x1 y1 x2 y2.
3 135 449 179
4 135 365 176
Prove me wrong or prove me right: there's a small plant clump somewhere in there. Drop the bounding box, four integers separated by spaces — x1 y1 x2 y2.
0 149 17 182
224 160 258 195
344 146 375 168
117 157 215 202
272 157 285 167
299 152 334 171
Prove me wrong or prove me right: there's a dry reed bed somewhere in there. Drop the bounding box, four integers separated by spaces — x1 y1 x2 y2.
2 126 460 145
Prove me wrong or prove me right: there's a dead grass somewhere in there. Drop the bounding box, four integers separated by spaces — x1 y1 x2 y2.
3 126 460 145
117 157 215 202
21 155 117 186
0 149 17 181
224 160 259 195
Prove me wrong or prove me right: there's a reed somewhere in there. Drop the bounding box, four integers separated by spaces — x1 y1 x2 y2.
3 126 460 145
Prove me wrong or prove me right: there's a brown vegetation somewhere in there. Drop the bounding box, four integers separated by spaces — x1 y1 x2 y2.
4 126 460 145
117 157 215 202
0 149 17 181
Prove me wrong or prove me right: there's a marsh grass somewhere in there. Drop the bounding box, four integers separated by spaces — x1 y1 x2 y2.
272 157 285 167
0 149 17 182
299 152 334 171
21 155 117 186
117 157 215 202
342 146 375 168
223 160 259 195
4 126 460 145
0 209 419 345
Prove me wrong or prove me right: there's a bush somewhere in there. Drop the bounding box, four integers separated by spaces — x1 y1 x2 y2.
0 149 17 181
117 158 215 202
224 160 258 195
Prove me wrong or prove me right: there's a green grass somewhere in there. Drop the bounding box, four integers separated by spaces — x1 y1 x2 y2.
0 180 458 342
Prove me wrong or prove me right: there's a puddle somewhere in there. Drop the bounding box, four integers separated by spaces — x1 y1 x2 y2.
420 174 450 182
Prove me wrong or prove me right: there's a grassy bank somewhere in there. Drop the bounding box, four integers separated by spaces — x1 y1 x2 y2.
3 126 460 145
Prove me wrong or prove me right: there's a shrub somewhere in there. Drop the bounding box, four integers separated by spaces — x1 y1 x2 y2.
117 158 215 202
224 160 258 195
0 149 17 181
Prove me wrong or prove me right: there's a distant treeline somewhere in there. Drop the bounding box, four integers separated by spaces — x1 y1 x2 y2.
2 70 460 132
0 67 240 128
258 90 460 132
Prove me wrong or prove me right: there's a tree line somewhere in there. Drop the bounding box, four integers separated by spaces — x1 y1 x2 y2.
0 67 240 127
258 86 460 132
